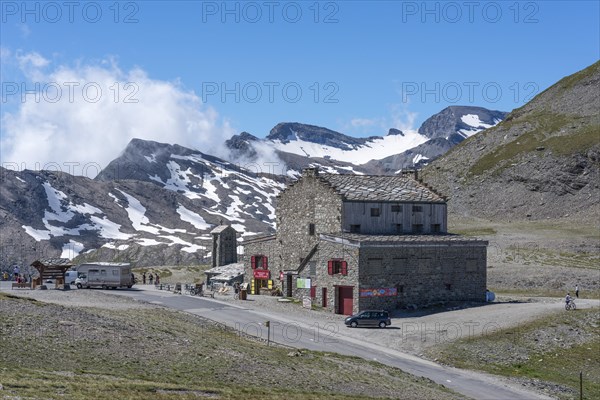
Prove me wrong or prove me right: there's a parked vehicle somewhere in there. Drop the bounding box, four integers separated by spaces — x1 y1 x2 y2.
75 263 134 289
345 310 391 328
64 270 79 285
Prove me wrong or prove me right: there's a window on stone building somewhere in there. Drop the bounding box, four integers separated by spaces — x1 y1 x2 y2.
413 224 424 233
466 259 478 272
367 258 383 269
251 255 268 269
309 223 315 236
413 205 423 212
350 224 361 233
309 261 317 276
445 283 452 291
392 258 408 271
370 208 380 217
395 224 403 234
396 284 404 293
327 259 347 275
431 224 441 233
391 204 403 212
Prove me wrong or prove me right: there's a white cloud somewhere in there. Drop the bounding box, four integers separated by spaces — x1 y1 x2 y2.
344 103 418 136
16 51 49 68
350 118 377 128
1 51 234 177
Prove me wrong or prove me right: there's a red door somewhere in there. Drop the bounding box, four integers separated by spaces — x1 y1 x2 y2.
337 286 353 315
322 287 327 307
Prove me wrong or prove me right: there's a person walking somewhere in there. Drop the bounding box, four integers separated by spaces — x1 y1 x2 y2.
142 272 147 285
13 265 20 281
155 273 160 285
149 273 154 285
575 284 580 298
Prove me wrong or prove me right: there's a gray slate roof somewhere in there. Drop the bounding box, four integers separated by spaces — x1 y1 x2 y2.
211 225 236 234
320 233 487 247
318 174 445 203
31 258 73 267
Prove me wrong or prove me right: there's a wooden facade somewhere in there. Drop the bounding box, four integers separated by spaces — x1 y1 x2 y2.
341 201 447 234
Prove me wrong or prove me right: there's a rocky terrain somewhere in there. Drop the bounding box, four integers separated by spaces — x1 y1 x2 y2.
0 143 285 268
0 290 467 400
226 107 506 173
421 61 600 223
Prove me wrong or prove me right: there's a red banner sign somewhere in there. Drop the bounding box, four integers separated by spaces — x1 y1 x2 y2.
253 270 270 280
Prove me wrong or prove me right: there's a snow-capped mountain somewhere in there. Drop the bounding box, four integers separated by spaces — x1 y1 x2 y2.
0 141 285 268
226 106 506 173
0 106 506 268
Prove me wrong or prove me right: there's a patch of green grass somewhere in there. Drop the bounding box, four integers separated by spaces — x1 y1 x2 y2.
428 308 600 400
451 227 497 237
0 295 465 400
469 111 576 176
551 60 600 93
544 123 600 156
498 245 599 270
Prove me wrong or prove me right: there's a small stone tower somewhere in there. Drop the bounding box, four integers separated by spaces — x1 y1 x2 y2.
211 225 238 268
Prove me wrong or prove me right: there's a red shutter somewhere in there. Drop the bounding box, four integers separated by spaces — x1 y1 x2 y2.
341 261 348 276
327 260 333 275
310 285 316 298
251 256 256 269
264 256 269 270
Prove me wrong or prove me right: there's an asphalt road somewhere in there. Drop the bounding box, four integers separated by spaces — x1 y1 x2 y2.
108 287 552 400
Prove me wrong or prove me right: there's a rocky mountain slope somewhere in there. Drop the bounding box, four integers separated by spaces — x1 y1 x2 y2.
0 141 284 268
226 107 506 173
421 61 600 221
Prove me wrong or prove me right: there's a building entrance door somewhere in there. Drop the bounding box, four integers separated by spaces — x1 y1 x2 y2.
337 286 353 315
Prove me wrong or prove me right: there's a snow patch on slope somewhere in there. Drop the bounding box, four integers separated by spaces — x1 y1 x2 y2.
177 205 212 230
61 240 84 259
270 131 428 165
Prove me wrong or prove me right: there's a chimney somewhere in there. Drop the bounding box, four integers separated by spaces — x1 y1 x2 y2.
302 167 319 178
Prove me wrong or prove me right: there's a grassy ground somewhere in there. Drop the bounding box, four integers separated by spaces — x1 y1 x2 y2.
426 308 600 400
0 293 464 400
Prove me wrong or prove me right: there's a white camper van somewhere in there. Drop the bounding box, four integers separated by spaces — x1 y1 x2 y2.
64 269 79 285
75 263 134 289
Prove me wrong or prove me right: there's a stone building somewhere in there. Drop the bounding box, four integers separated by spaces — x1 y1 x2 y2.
243 168 488 315
211 225 238 269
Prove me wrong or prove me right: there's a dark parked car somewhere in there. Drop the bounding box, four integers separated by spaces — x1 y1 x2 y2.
344 310 391 328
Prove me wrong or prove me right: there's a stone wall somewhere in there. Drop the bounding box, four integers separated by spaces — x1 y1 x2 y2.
357 243 487 311
276 169 343 273
242 236 279 289
293 238 487 314
212 227 237 268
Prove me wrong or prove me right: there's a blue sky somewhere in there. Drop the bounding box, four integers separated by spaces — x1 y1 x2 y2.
1 1 599 170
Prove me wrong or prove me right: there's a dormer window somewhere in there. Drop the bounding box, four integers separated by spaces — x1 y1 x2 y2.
391 204 403 212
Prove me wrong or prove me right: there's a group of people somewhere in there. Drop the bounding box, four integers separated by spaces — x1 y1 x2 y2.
1 267 29 282
141 272 160 285
565 284 580 305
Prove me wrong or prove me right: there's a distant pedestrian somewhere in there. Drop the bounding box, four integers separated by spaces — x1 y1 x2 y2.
155 274 160 285
142 273 147 285
575 284 580 298
149 274 154 285
13 266 19 280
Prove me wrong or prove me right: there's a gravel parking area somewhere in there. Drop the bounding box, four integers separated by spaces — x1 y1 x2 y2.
209 287 600 357
4 281 598 359
0 282 154 310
